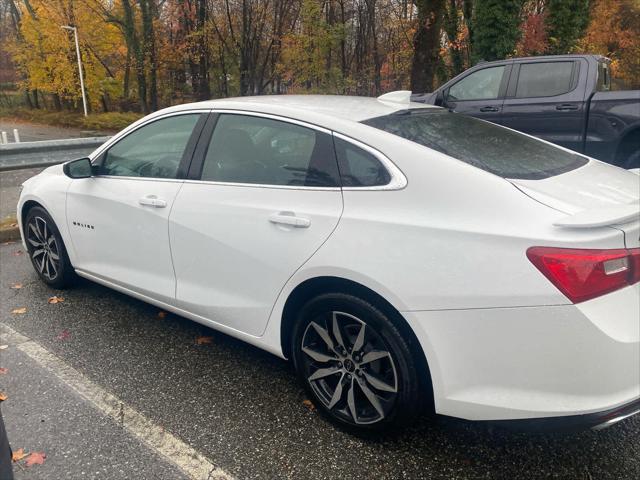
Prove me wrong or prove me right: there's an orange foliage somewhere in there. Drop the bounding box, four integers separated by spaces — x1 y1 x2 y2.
579 0 640 88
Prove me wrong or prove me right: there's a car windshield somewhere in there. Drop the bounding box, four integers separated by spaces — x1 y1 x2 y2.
362 110 588 180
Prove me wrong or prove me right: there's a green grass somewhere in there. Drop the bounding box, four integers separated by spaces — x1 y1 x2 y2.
0 107 143 132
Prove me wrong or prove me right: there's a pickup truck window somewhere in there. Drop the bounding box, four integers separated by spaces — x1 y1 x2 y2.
362 110 588 180
597 62 611 91
448 66 505 101
515 62 575 98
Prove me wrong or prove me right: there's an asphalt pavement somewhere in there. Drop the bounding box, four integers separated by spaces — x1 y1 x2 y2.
1 243 639 479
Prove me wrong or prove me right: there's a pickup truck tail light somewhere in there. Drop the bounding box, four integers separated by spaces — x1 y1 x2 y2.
527 247 640 303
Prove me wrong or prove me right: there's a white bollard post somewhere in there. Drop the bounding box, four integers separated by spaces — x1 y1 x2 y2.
13 129 20 143
1 131 8 144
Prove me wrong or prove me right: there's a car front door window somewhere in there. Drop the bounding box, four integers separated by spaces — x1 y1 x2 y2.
448 66 506 101
101 114 201 179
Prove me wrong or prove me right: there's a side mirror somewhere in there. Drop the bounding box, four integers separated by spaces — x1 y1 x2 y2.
434 89 445 106
63 157 93 179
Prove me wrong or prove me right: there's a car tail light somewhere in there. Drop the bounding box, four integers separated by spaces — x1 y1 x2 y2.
527 247 640 303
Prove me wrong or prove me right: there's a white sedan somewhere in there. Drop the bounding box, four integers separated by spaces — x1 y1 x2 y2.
17 93 640 431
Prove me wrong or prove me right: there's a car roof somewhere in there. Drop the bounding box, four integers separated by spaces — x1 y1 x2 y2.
159 94 437 129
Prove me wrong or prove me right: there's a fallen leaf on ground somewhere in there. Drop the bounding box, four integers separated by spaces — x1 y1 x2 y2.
25 452 46 467
302 399 316 411
0 392 7 401
10 283 23 289
13 250 23 256
157 310 167 319
1 241 16 246
56 330 71 341
0 368 7 374
0 345 7 350
12 448 26 462
11 307 27 314
9 223 17 228
48 296 64 304
195 336 213 345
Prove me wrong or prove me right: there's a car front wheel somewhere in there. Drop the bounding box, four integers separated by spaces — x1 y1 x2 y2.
24 206 76 289
292 293 425 431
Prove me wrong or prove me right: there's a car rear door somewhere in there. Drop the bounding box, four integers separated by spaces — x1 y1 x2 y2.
501 58 588 153
66 112 207 303
441 63 511 124
168 111 344 336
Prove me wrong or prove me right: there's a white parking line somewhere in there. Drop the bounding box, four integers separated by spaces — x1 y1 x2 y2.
0 323 235 480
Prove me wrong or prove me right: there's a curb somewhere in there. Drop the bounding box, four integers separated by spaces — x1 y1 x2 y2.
0 226 21 243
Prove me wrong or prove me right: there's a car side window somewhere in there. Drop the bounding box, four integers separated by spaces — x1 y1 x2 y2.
447 66 505 101
200 114 339 187
101 114 200 179
334 137 390 187
515 62 575 98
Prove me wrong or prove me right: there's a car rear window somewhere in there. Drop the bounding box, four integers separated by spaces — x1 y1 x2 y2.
362 110 588 180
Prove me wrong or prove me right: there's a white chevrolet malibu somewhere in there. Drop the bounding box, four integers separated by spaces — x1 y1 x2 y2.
17 93 639 431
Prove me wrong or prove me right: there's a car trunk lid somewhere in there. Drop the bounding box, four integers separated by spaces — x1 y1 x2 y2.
510 160 640 247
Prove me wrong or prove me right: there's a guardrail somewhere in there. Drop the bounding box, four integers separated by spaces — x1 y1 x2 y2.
0 137 110 172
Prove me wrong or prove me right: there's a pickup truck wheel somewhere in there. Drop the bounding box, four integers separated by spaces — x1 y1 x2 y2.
622 149 640 169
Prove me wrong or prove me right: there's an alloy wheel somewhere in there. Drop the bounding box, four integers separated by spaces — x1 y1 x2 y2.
300 311 398 425
27 216 60 281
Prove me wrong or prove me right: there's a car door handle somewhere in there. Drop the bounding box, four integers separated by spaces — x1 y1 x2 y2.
479 106 500 112
556 103 579 111
269 212 311 228
138 195 167 208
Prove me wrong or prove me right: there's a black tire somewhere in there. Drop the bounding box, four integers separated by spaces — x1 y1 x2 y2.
291 292 425 431
622 149 640 169
24 206 77 289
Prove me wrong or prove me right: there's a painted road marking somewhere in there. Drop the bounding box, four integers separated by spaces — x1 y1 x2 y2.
0 323 234 480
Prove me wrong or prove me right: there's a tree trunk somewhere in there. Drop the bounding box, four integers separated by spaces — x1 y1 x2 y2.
196 0 210 100
122 0 148 112
140 0 158 111
410 0 446 93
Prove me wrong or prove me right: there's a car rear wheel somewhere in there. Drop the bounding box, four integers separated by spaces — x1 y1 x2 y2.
24 207 77 289
292 293 424 431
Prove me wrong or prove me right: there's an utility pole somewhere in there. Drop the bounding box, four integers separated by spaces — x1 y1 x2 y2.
61 25 88 117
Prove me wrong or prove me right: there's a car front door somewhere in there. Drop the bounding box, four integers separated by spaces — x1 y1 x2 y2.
442 64 511 124
66 112 206 303
168 112 344 336
501 59 588 152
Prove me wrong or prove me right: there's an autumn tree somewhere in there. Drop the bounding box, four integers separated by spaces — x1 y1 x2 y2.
12 0 123 112
579 0 640 89
515 1 547 56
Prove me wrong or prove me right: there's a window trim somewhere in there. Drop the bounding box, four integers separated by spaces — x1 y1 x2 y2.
332 132 407 191
185 109 405 191
90 110 209 180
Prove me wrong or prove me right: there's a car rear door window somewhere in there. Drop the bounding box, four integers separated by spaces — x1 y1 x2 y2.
101 114 200 178
362 110 588 180
448 66 505 101
200 114 339 187
334 137 391 187
515 62 575 98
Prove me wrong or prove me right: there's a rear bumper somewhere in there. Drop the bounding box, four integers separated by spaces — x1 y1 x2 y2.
487 397 640 432
405 284 640 422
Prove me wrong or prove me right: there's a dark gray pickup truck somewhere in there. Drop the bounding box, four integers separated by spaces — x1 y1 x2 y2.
413 55 640 168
